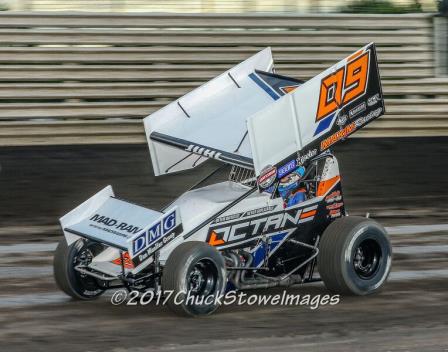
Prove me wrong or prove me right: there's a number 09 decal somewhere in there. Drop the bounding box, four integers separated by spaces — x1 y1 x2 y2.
316 50 370 122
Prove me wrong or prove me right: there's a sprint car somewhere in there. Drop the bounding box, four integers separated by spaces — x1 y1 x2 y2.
54 43 392 316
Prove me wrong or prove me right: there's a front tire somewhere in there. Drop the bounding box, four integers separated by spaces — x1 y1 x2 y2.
162 241 226 317
53 238 106 300
318 216 392 295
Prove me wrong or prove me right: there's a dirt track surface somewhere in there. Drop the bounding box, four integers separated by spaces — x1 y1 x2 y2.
0 137 447 351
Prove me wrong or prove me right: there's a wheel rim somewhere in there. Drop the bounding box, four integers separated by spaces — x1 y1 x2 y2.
353 238 382 280
187 259 218 297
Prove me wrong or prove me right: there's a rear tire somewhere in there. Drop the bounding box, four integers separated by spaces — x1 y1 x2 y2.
162 241 226 317
318 216 392 295
53 238 105 300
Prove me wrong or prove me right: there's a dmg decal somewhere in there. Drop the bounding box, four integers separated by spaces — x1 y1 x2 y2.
131 210 177 256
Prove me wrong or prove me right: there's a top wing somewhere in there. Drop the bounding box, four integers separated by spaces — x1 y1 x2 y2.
144 48 275 176
144 43 384 180
247 42 385 179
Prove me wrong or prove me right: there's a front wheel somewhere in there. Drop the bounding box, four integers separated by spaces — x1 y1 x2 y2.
318 216 392 296
162 241 226 316
53 238 106 300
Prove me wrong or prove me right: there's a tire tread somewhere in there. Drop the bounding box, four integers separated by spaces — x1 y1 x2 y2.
318 216 388 295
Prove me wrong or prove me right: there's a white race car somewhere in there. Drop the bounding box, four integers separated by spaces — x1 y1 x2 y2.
54 43 392 316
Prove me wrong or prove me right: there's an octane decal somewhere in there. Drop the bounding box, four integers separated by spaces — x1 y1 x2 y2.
316 50 370 122
207 205 318 248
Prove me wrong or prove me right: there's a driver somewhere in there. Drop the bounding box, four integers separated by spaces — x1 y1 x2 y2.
278 166 306 208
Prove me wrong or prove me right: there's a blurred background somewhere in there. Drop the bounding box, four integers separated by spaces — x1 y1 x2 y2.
0 1 447 352
0 0 447 146
0 0 440 13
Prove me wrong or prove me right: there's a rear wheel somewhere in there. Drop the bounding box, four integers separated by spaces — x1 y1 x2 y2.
162 241 226 317
318 216 392 295
53 238 106 300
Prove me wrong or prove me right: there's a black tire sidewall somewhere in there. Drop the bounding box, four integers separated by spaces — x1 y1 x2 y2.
163 242 226 317
340 222 392 295
54 238 105 300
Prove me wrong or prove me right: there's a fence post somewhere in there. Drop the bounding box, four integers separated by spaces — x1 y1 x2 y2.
435 1 448 76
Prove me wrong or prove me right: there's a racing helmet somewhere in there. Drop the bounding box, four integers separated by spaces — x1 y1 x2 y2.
278 166 305 198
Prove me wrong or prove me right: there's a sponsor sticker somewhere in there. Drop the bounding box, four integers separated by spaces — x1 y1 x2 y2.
258 165 277 188
320 122 356 150
354 107 383 128
325 190 342 203
244 206 276 217
185 144 222 160
325 191 342 204
326 202 344 210
297 148 318 166
277 159 297 179
212 212 243 225
349 102 367 119
212 206 277 225
328 209 342 218
132 226 182 267
131 209 178 256
367 93 381 106
336 114 348 126
88 214 143 238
